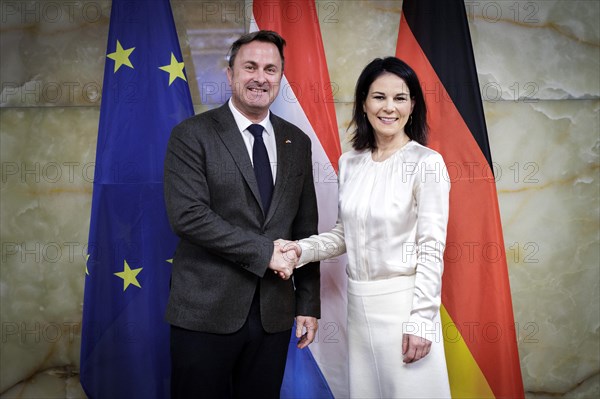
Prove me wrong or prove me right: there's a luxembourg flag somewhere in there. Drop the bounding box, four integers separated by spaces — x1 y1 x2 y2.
250 0 349 397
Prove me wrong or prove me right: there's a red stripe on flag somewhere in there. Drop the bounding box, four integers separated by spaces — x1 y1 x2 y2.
397 11 524 399
253 0 341 171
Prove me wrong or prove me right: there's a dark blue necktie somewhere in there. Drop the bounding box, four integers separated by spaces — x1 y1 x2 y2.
247 124 273 213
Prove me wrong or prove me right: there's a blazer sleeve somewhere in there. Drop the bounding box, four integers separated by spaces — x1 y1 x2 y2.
163 118 273 278
289 135 321 318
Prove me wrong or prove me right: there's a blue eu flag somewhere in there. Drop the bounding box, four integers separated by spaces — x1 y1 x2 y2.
80 1 193 398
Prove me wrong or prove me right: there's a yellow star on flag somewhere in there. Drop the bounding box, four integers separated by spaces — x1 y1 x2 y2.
114 260 143 291
159 53 187 85
107 40 135 73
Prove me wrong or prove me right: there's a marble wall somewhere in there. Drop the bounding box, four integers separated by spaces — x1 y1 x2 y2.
0 0 598 398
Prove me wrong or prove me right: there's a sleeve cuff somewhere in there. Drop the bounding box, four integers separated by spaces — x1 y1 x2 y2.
297 240 315 268
403 314 442 342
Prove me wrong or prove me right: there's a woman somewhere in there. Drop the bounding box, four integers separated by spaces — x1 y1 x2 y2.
291 57 451 398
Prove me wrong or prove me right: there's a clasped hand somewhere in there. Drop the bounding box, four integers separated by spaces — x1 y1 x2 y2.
268 239 301 280
402 333 432 363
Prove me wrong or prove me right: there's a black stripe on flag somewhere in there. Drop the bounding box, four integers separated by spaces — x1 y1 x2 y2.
402 0 493 168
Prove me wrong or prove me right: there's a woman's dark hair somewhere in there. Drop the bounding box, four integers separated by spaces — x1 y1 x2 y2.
228 30 286 71
350 57 428 150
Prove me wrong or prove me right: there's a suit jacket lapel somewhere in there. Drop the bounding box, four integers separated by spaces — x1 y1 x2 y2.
265 115 295 224
212 104 264 212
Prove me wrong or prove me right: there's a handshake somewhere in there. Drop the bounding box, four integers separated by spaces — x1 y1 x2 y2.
269 239 302 280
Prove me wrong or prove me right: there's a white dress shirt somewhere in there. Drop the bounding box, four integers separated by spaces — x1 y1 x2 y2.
228 99 277 183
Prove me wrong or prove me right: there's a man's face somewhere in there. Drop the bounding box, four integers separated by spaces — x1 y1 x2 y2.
227 40 283 121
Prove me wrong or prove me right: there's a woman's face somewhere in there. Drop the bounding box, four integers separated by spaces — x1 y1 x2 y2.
363 72 415 141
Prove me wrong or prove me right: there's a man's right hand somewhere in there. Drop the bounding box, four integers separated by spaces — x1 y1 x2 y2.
269 239 301 280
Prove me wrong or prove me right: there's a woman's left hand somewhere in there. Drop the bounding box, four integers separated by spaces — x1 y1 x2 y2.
402 333 432 363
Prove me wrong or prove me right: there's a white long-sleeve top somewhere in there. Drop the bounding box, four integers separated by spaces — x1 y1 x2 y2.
298 141 450 337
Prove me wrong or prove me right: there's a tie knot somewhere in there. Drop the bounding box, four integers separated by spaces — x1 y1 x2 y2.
247 124 264 139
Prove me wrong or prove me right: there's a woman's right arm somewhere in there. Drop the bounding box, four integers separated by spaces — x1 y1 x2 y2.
296 221 347 267
295 152 349 267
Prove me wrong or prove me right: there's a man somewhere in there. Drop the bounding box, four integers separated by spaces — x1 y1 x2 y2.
163 30 320 398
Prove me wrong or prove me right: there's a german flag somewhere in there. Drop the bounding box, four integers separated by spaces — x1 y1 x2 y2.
396 1 525 398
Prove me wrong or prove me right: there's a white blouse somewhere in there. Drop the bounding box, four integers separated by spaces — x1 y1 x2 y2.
298 140 450 332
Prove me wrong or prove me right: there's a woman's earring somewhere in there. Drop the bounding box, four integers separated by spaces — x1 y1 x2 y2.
408 115 413 126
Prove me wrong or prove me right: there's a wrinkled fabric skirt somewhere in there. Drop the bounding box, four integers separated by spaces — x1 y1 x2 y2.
347 275 451 398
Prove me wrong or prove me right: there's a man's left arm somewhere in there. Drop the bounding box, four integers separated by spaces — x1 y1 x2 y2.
291 137 321 348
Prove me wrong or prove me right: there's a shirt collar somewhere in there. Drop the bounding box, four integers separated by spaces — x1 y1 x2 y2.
228 99 273 136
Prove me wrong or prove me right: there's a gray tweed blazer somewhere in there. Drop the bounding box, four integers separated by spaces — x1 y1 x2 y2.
163 103 321 334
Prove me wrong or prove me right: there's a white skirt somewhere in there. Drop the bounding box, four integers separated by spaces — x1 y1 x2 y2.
347 275 451 398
